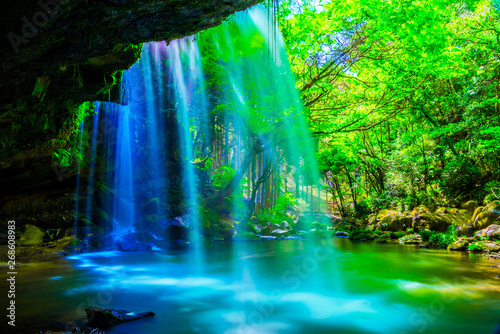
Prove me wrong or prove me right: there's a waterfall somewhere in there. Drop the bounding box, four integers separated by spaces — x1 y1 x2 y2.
76 3 322 250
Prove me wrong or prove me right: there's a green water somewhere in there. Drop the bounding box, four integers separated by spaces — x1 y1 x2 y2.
3 239 500 334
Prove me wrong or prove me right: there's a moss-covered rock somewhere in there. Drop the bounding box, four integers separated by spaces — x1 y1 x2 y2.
462 200 478 215
410 206 466 232
448 238 469 251
399 233 422 244
471 201 500 230
475 224 500 241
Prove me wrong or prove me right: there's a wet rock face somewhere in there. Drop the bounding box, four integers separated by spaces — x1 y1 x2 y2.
0 0 261 202
1 0 262 105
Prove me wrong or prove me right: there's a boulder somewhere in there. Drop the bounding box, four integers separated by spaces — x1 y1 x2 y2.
471 201 500 230
280 221 291 230
174 215 194 229
260 223 274 236
434 207 470 229
331 216 343 225
85 307 154 329
475 224 500 240
376 210 411 231
271 229 289 237
448 239 469 251
462 200 478 215
156 218 190 241
237 222 258 234
335 231 349 237
19 224 44 245
482 240 500 252
113 233 153 252
399 233 422 244
411 207 454 232
469 240 500 253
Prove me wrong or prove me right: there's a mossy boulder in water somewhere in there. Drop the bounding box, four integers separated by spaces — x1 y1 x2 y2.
113 233 153 252
462 200 478 215
482 240 500 252
280 221 291 230
475 224 500 241
376 210 411 231
271 228 289 237
410 206 462 232
469 240 500 252
448 238 469 251
435 207 470 230
399 233 422 244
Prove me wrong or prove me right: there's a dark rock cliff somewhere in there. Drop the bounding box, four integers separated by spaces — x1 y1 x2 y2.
0 0 261 208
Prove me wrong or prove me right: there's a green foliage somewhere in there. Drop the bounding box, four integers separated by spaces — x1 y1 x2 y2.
280 0 500 213
419 229 434 243
349 229 374 240
255 192 300 227
468 241 485 252
52 147 82 167
390 232 406 239
236 222 258 234
212 165 236 188
421 226 458 248
398 234 417 244
440 157 481 198
312 222 328 231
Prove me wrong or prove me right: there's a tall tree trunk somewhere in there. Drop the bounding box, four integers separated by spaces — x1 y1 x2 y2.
214 139 263 204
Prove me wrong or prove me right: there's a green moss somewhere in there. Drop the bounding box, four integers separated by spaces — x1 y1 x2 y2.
349 229 375 240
